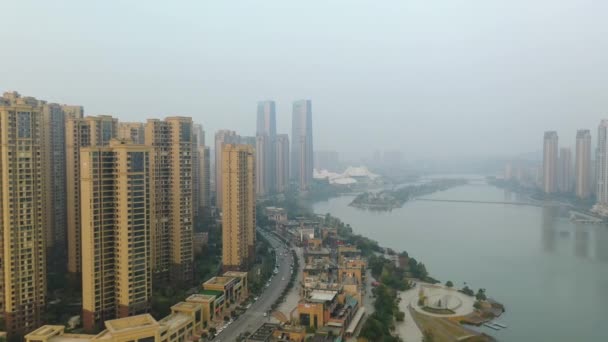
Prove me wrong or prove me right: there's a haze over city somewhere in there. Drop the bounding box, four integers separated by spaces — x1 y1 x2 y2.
3 0 608 159
3 2 608 342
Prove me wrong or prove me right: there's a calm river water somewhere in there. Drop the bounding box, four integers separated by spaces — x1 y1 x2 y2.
312 180 608 341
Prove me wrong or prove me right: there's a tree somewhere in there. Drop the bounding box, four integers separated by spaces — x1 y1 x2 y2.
476 288 487 301
208 327 217 335
445 280 454 288
395 311 405 322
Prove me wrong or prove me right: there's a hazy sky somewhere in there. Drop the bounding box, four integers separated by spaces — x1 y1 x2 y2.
2 0 607 160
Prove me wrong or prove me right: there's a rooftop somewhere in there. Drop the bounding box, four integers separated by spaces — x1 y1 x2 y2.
187 293 217 302
105 314 159 332
309 290 338 303
159 312 191 331
172 301 200 312
204 276 236 287
223 271 248 278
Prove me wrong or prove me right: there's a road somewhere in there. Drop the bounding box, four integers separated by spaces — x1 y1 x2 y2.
214 229 293 341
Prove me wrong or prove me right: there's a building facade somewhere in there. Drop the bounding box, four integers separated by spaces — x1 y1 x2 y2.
198 146 211 215
214 130 240 209
256 101 277 196
0 92 48 336
145 118 194 284
41 103 83 257
80 140 154 331
117 122 146 144
221 144 256 271
276 134 290 193
66 115 118 274
291 100 313 190
595 121 608 215
575 129 592 199
542 131 559 193
192 124 205 219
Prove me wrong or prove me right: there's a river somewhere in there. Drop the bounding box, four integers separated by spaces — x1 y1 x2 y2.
312 179 608 341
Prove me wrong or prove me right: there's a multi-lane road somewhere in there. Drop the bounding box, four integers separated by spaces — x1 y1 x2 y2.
213 229 294 341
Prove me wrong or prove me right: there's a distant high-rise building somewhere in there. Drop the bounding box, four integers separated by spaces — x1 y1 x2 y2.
193 124 205 219
557 147 573 193
0 92 48 336
41 103 83 258
80 140 153 332
314 150 340 172
595 121 608 214
222 144 255 271
291 100 313 190
145 117 194 283
276 134 290 193
214 130 240 209
66 115 118 274
198 146 211 213
117 122 146 144
542 131 559 193
256 101 277 196
575 129 592 199
256 134 271 196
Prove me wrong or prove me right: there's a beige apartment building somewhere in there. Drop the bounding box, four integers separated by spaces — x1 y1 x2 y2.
66 115 118 274
276 134 290 193
0 92 48 336
145 117 194 283
80 140 153 332
221 144 256 271
214 130 240 209
41 103 83 256
117 122 146 144
192 124 205 219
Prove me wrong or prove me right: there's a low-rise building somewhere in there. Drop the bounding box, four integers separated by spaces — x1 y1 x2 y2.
25 304 205 342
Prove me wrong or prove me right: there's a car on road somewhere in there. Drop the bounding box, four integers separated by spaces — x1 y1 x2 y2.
263 312 267 317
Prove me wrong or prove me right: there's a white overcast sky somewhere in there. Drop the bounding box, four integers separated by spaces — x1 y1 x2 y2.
1 0 607 160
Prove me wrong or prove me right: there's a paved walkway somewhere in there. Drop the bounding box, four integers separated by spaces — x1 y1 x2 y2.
410 284 475 318
397 282 424 342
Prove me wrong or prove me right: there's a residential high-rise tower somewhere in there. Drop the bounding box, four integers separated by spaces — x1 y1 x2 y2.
595 121 608 214
542 131 559 193
291 100 313 190
117 122 146 144
0 92 47 336
256 101 277 196
41 103 83 259
221 144 255 271
575 129 592 199
80 140 153 331
145 117 194 283
66 115 118 274
214 130 240 209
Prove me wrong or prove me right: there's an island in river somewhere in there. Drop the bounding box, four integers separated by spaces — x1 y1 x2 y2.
350 178 468 210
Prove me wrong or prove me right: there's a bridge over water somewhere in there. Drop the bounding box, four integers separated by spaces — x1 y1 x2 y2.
415 198 543 207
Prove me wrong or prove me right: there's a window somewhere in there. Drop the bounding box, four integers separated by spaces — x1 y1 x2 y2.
17 112 31 138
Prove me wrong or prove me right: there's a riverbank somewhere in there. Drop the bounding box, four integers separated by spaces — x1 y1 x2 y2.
320 212 504 341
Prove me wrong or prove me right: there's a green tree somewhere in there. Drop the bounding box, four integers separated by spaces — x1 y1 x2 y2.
445 280 454 288
476 288 487 301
